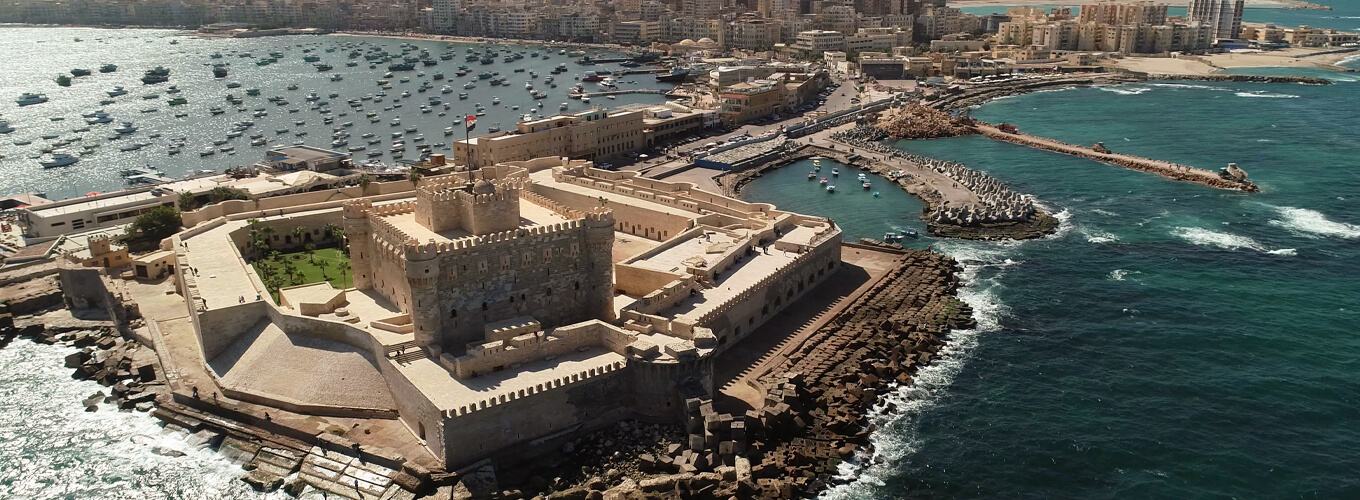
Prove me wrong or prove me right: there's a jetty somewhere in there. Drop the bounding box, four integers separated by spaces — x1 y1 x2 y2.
974 122 1259 192
568 89 667 98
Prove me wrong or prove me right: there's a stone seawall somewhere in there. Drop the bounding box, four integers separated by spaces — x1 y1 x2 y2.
975 123 1260 192
1142 73 1334 85
513 249 971 499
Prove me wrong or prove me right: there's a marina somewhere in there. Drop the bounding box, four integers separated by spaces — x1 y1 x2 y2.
0 28 680 200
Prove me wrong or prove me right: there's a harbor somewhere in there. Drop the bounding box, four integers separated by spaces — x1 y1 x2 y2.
0 28 681 200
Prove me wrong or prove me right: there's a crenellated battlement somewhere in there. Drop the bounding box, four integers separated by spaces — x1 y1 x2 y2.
440 359 627 419
404 239 443 261
342 198 373 218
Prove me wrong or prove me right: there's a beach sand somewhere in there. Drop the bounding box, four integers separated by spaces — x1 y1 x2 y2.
1112 47 1358 75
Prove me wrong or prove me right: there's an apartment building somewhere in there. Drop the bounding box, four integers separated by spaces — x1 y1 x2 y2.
454 109 645 168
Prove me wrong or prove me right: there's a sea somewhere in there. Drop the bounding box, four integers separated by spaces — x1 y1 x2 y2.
0 27 675 200
745 65 1360 497
3 26 1360 500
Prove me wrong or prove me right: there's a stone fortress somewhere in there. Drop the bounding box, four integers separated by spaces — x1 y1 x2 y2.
171 156 842 470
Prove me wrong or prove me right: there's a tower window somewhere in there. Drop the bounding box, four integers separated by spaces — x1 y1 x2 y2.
482 302 488 311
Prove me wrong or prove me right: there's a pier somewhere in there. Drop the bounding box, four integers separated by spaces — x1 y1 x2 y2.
974 122 1260 192
568 89 667 98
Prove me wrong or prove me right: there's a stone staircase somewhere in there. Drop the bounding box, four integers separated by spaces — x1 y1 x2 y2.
298 445 407 500
385 340 424 365
716 290 843 400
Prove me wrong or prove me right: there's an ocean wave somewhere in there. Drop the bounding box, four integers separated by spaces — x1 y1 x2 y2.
825 244 1013 498
1108 269 1136 281
1171 226 1266 251
1267 248 1298 256
1040 204 1074 240
1080 227 1120 244
1090 208 1119 217
1235 91 1300 99
1147 83 1228 91
822 263 1004 500
1099 86 1152 95
1268 206 1360 239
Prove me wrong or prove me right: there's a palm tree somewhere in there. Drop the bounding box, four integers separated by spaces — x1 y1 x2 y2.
339 261 352 289
322 223 340 243
358 174 372 192
178 191 197 211
292 226 306 246
408 169 423 187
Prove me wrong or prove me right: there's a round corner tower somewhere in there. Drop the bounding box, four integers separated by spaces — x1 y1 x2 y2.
342 199 374 290
405 241 442 352
583 208 617 322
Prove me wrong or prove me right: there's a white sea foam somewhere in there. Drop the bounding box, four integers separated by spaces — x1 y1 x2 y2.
1268 206 1360 239
1171 226 1266 251
1090 208 1119 217
1235 91 1300 99
1267 248 1298 256
1108 269 1133 281
1081 227 1120 244
822 245 1012 499
1099 86 1152 95
1148 83 1228 91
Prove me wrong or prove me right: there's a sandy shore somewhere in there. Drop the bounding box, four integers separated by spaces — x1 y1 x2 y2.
1113 47 1358 75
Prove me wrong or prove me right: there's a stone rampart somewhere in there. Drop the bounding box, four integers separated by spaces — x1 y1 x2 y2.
443 359 627 419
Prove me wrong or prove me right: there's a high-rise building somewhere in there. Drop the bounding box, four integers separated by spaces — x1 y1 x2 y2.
1188 0 1243 39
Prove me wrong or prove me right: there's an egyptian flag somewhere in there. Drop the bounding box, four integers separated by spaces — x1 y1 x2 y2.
465 115 477 130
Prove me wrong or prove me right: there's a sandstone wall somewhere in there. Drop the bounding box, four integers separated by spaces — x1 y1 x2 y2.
431 224 613 353
531 183 692 242
440 362 631 468
181 179 416 227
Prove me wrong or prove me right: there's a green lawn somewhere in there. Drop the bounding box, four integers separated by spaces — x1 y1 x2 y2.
252 247 352 300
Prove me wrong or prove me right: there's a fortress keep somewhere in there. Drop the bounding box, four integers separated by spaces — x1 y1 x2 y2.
171 157 841 468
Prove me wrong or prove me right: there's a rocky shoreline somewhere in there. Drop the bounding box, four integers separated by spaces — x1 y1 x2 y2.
502 249 970 500
1141 73 1334 85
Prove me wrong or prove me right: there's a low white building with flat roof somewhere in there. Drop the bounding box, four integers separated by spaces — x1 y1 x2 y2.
18 170 352 239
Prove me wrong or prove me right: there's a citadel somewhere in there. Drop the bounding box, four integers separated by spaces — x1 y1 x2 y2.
170 156 841 469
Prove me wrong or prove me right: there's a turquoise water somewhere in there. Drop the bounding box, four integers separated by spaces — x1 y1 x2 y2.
742 159 932 247
959 0 1360 31
745 76 1360 497
0 27 671 200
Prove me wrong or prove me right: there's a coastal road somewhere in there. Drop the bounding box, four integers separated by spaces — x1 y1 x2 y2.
627 76 866 178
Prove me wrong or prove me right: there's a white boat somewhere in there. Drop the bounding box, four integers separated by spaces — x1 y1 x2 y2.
106 86 128 97
444 127 454 136
16 93 48 106
0 120 15 134
40 151 78 168
492 97 500 105
85 112 113 124
251 138 266 146
330 74 343 81
114 122 138 134
560 103 569 111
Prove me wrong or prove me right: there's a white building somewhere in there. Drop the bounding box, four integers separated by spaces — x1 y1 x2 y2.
794 29 846 52
1189 0 1244 40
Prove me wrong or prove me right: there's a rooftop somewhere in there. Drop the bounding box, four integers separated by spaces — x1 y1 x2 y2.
379 196 571 244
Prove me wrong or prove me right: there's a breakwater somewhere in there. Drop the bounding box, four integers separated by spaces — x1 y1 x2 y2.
571 89 668 98
1141 73 1335 84
528 249 970 499
973 122 1260 192
829 126 1059 240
